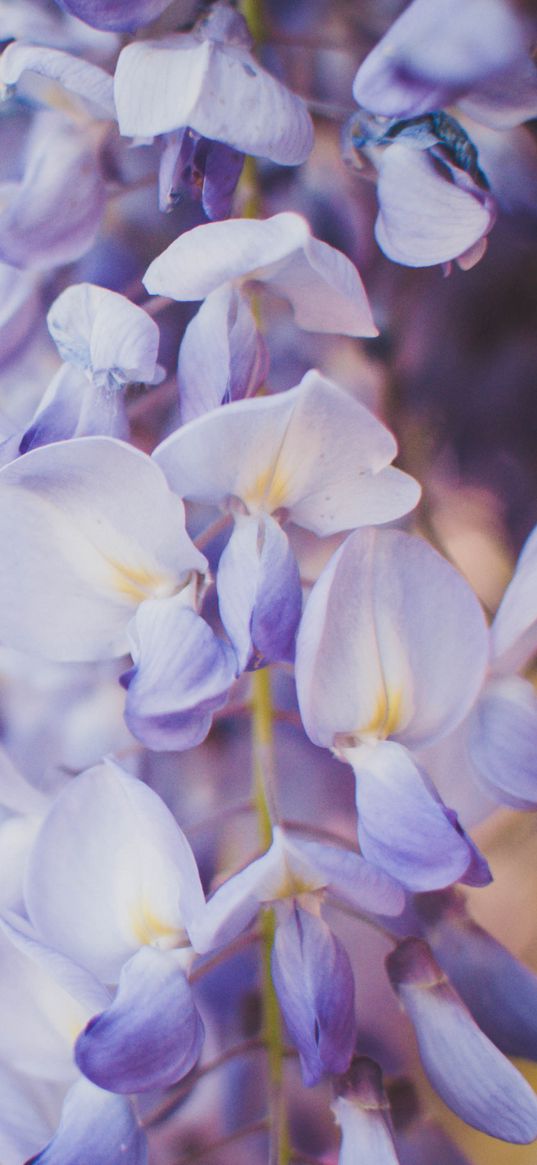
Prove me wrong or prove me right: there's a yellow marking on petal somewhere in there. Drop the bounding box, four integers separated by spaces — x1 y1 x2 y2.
243 465 289 514
107 558 178 604
131 901 180 949
361 686 403 741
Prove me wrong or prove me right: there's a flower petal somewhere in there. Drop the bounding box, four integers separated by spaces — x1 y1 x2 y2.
386 938 537 1143
1 42 115 119
47 284 163 390
332 1060 401 1165
468 676 537 809
75 947 204 1093
26 1078 148 1164
178 285 267 422
122 598 237 751
24 759 206 981
272 903 356 1086
375 145 493 268
350 742 479 891
491 523 537 673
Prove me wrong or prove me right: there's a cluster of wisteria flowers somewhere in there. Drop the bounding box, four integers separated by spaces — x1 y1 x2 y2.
1 0 537 1163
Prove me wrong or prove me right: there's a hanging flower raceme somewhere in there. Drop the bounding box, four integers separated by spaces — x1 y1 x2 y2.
295 527 491 891
153 370 420 671
189 824 405 1086
386 937 537 1143
346 0 537 269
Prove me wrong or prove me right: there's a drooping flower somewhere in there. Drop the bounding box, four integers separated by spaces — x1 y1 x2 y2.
295 527 491 890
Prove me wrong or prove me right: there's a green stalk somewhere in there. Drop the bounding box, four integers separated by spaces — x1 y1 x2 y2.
251 668 291 1165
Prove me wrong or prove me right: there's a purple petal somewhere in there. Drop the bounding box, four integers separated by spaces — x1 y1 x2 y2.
352 0 533 119
351 742 481 891
159 129 244 220
217 514 302 670
386 938 537 1143
20 366 129 453
52 0 177 32
178 285 267 422
417 892 537 1061
375 144 494 268
272 903 356 1086
122 597 237 751
333 1059 400 1165
25 1078 147 1164
468 677 537 809
75 947 204 1093
491 523 537 673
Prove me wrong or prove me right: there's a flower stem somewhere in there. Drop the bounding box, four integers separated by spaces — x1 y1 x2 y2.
251 667 290 1165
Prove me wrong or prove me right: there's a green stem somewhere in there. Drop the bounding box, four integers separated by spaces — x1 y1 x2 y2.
251 668 290 1165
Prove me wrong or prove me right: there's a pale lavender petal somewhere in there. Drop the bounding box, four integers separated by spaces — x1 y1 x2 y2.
217 514 301 670
144 213 377 337
20 365 129 452
0 263 40 369
0 112 105 271
375 145 494 268
178 285 267 422
53 0 176 32
386 938 537 1142
115 33 313 165
1 43 115 119
468 677 537 809
353 0 533 118
47 284 163 390
289 837 405 917
419 892 537 1061
24 759 205 982
491 524 537 673
26 1078 148 1165
0 436 203 661
75 947 204 1093
333 1060 401 1165
122 597 237 751
351 742 481 891
272 903 356 1086
155 372 418 534
295 528 489 752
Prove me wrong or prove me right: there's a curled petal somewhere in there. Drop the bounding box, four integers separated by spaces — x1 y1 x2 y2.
1 43 115 119
375 145 494 268
20 365 129 453
115 30 313 164
272 903 356 1086
122 598 237 751
75 947 204 1093
144 213 377 337
47 284 164 391
26 1078 147 1165
291 837 405 917
386 938 537 1143
159 129 244 220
